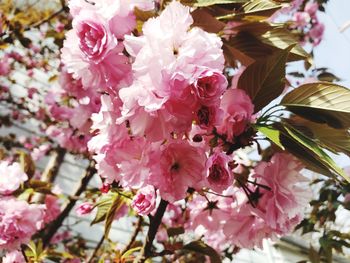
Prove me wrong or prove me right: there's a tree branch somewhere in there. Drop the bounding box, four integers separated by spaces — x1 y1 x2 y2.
138 199 168 262
42 160 96 246
121 216 143 255
31 147 66 203
24 0 68 31
87 234 105 263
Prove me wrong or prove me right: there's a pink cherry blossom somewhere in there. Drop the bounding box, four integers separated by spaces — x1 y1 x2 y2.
217 88 254 140
308 22 325 46
0 198 45 250
186 193 232 251
120 0 225 140
0 161 28 195
44 195 61 224
2 250 25 263
206 152 234 193
0 56 11 76
149 141 207 202
61 11 131 89
253 153 312 234
75 202 94 216
293 12 311 28
75 10 117 63
305 2 319 17
223 203 274 249
192 69 227 106
131 185 156 216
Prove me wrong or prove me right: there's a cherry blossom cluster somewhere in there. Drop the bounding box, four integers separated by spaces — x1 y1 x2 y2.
272 0 324 46
0 160 61 259
45 69 100 152
292 1 324 46
58 0 312 252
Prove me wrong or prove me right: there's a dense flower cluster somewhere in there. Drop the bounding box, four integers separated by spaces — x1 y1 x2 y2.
4 0 342 261
182 153 311 249
0 198 45 250
0 161 27 195
0 160 61 253
292 1 324 46
59 0 313 251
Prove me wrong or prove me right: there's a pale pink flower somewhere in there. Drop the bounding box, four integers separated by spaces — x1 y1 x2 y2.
0 198 45 250
186 193 232 251
217 88 254 140
31 144 51 161
131 185 156 216
253 153 312 234
75 10 117 63
2 250 25 263
61 10 131 89
224 204 274 249
192 68 227 106
0 161 28 195
206 152 233 193
293 12 311 27
305 2 319 17
149 141 207 202
0 56 11 76
120 1 224 140
44 195 61 224
75 202 93 216
308 22 325 46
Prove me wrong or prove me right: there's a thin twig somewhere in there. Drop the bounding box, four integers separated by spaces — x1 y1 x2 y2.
42 160 96 246
24 0 68 31
87 234 105 263
121 216 143 255
31 147 66 203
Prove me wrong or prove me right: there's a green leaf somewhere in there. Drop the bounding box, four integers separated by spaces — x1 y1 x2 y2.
259 28 311 65
194 0 248 7
121 246 142 259
288 116 350 156
317 72 341 82
104 194 124 238
238 46 292 112
91 194 115 225
281 82 350 129
183 240 222 263
278 122 350 182
218 0 283 20
224 22 310 65
256 125 284 149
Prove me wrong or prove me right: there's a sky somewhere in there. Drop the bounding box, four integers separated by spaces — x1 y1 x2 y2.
314 0 350 87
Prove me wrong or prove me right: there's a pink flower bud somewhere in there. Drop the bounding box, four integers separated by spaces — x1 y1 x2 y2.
75 202 93 215
131 185 156 216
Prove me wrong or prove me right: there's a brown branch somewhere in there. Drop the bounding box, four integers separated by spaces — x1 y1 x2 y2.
138 199 168 263
42 160 96 246
31 147 66 203
87 234 105 263
24 0 68 31
121 216 143 255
